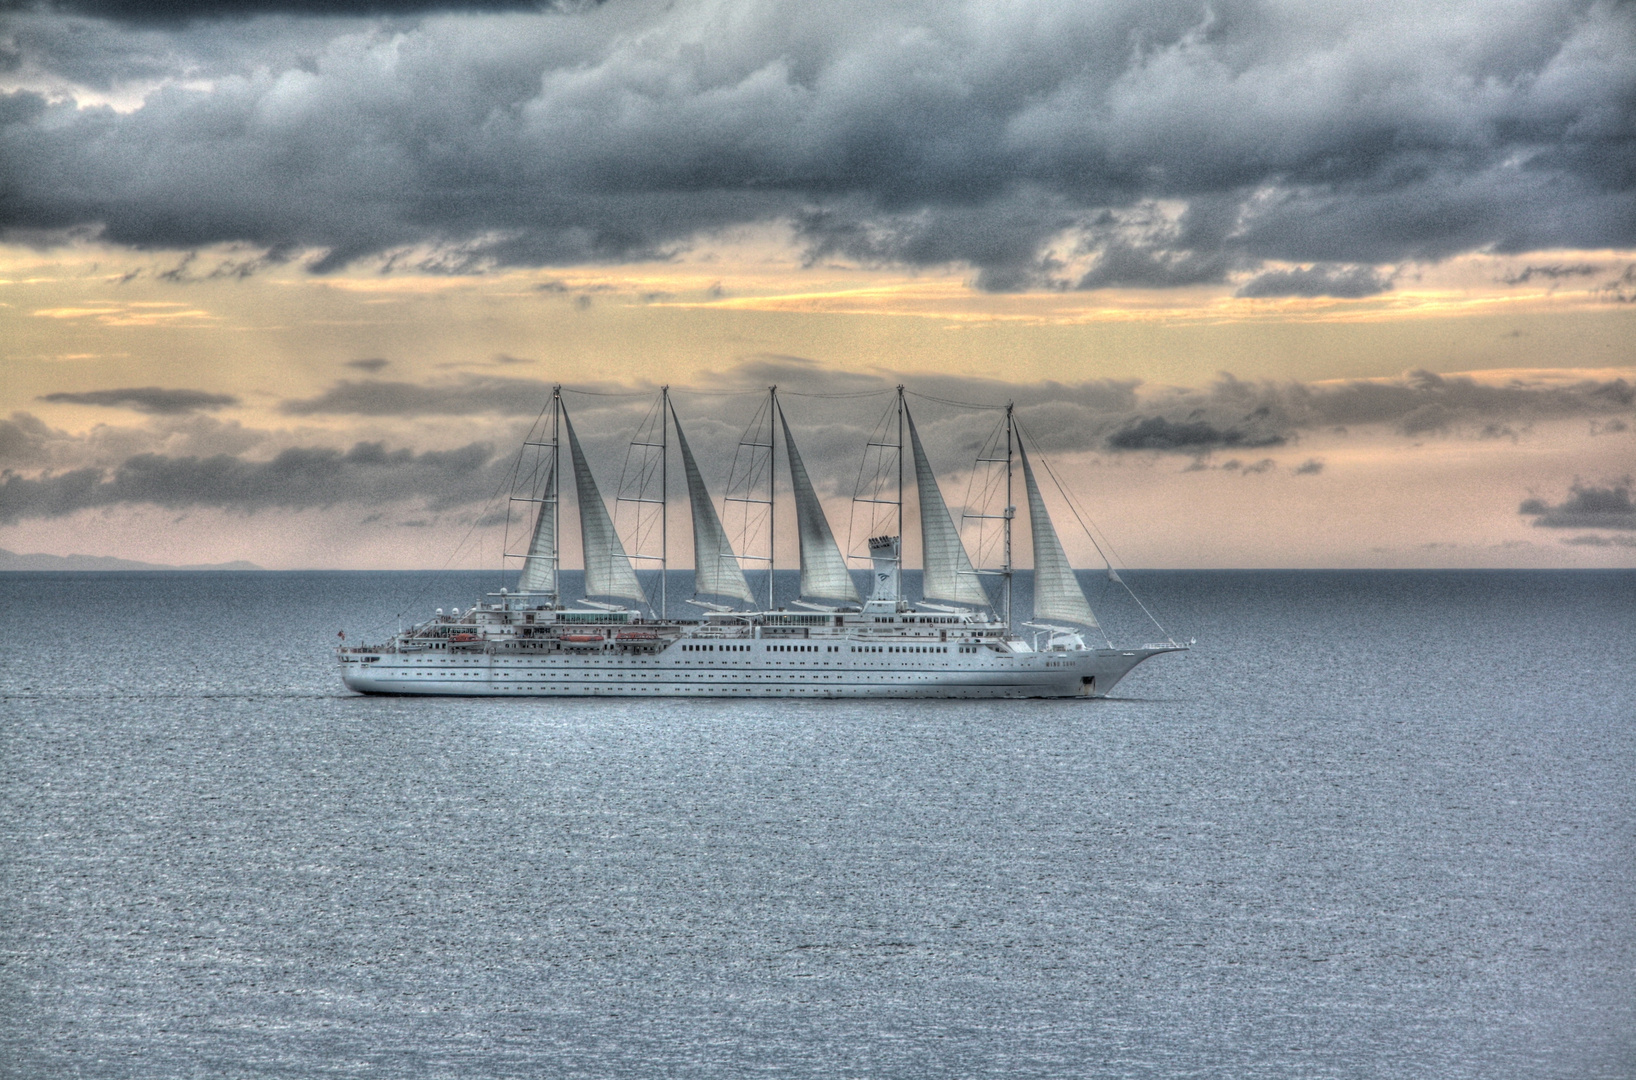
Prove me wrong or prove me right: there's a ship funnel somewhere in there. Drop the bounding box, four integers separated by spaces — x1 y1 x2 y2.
865 535 900 611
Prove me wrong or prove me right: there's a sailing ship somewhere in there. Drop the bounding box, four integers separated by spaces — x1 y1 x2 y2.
338 386 1184 698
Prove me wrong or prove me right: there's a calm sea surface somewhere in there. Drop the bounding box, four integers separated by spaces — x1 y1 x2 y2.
2 570 1633 1079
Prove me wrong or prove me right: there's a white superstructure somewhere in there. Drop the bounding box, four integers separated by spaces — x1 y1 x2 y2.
339 387 1184 699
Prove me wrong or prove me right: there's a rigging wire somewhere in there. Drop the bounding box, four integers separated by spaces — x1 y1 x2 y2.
844 397 901 563
1015 417 1174 642
778 387 893 399
904 390 1009 411
355 398 551 638
721 395 777 595
560 384 893 401
668 387 774 398
957 413 1012 574
559 385 1003 406
613 391 668 614
558 387 653 398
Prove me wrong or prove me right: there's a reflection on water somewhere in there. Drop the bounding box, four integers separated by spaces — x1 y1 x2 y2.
2 570 1633 1078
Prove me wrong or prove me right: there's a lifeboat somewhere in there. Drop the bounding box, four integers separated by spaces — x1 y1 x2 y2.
449 633 479 643
560 634 605 648
616 630 662 650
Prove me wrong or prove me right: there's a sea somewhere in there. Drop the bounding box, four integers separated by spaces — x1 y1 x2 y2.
2 569 1632 1080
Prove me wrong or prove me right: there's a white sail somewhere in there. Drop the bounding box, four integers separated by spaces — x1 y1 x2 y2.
564 408 646 605
1017 440 1100 628
906 408 988 608
778 410 862 603
516 460 558 597
671 404 755 604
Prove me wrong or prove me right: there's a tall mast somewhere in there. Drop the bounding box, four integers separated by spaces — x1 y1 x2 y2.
553 385 563 607
896 385 905 600
660 384 669 621
768 385 778 611
1004 400 1014 632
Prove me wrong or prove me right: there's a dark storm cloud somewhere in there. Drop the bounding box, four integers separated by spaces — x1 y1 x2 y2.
14 0 563 23
275 360 1634 458
37 386 240 413
1236 264 1392 299
0 440 501 523
6 362 1633 522
1519 482 1636 529
1305 370 1634 434
1106 416 1285 452
1070 368 1636 454
1 0 1630 287
1502 262 1601 285
0 411 59 468
280 375 551 415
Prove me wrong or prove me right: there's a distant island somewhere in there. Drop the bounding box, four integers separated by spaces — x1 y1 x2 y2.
0 548 263 572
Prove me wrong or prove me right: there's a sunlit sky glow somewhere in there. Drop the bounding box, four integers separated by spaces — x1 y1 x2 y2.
2 0 1632 570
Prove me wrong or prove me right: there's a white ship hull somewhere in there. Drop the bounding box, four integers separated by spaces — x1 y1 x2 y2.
339 640 1172 699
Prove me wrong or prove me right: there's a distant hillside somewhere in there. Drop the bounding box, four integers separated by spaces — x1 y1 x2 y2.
0 548 263 571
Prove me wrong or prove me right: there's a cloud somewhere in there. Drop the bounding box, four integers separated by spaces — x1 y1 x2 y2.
1299 369 1634 436
0 440 501 523
1236 264 1392 298
37 386 240 413
1519 482 1636 529
6 363 1632 522
1 0 1631 286
1595 263 1636 304
270 360 1634 458
0 412 62 468
1502 262 1601 285
18 0 566 22
344 357 389 372
280 375 553 415
1106 416 1285 452
1561 533 1636 547
1219 457 1276 474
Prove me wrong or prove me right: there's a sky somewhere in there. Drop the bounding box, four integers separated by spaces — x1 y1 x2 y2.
1 0 1633 571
